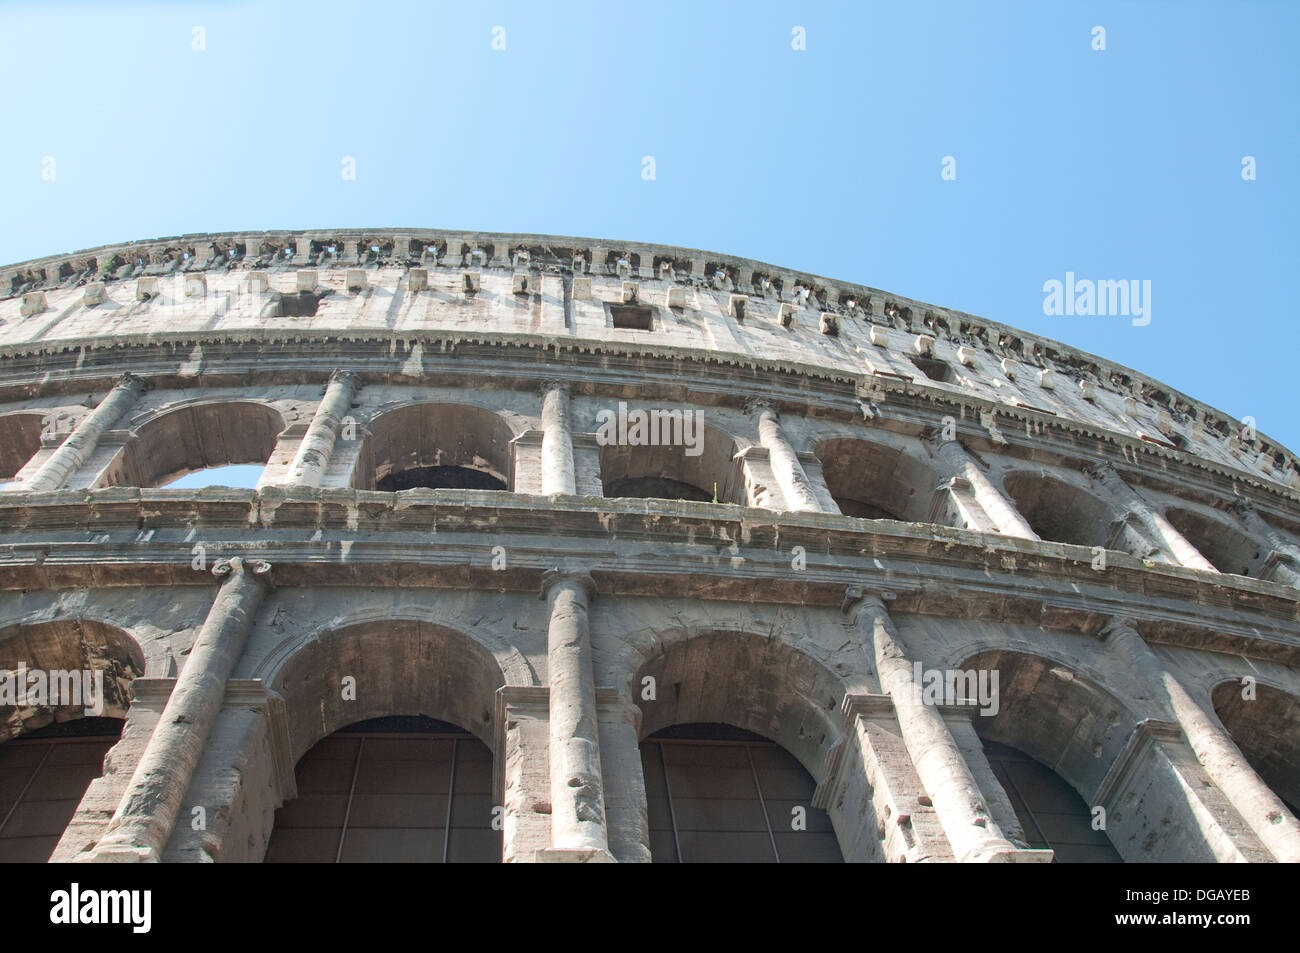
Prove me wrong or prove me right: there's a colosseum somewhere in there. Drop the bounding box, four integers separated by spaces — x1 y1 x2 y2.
0 228 1297 864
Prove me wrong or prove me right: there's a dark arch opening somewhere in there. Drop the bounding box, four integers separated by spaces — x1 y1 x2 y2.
960 649 1130 860
981 739 1121 863
357 403 515 492
0 717 126 862
376 466 507 492
1212 681 1300 817
265 714 500 863
1165 508 1264 576
605 475 712 502
0 412 46 482
1001 472 1114 548
598 419 743 505
815 437 939 523
641 723 842 863
103 401 286 488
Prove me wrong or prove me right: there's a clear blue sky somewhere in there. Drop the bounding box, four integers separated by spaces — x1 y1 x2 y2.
2 0 1296 470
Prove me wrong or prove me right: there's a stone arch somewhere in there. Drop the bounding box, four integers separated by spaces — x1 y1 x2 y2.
815 436 941 521
267 618 508 763
102 400 287 488
1165 507 1265 577
1210 679 1300 815
958 648 1131 860
597 417 744 504
958 648 1135 804
0 411 46 481
630 628 848 862
631 628 845 788
1001 471 1116 547
249 600 537 691
0 618 144 741
355 402 520 491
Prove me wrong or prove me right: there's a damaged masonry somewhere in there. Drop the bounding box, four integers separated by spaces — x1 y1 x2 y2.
0 229 1297 863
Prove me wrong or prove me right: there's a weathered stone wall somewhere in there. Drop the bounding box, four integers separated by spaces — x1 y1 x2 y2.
0 229 1296 863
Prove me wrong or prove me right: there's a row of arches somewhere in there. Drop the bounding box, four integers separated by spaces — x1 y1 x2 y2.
1 614 1296 863
3 397 1285 582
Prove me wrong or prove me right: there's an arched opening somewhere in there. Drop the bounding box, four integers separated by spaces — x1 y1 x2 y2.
163 464 267 489
816 437 940 522
103 401 286 488
640 723 841 863
0 717 126 862
1165 508 1264 577
1211 681 1300 817
356 403 515 492
263 619 507 862
634 629 847 862
598 420 743 504
1001 472 1115 547
960 650 1128 861
265 714 499 863
0 412 45 483
981 739 1121 862
0 619 143 862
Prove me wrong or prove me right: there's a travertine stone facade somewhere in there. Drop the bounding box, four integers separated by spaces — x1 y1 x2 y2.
0 229 1298 863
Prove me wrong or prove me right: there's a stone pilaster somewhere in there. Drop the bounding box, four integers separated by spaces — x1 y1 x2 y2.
1101 617 1300 862
929 437 1039 539
540 382 576 496
24 374 147 492
749 399 822 513
597 691 651 863
284 370 361 487
842 587 1049 862
538 570 613 861
1089 465 1217 571
82 558 273 862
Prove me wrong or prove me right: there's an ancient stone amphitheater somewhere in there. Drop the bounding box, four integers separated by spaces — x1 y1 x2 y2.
0 229 1297 864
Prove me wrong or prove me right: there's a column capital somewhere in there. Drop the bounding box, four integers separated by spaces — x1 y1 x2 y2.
117 372 150 394
926 434 968 460
328 368 363 391
744 397 775 417
540 568 596 601
1099 614 1142 641
841 586 896 616
539 378 569 396
212 557 274 588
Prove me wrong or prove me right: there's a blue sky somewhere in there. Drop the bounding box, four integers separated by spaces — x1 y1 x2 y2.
2 0 1296 480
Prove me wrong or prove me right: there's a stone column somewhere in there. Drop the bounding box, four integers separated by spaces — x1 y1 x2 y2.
540 570 612 860
929 438 1038 539
25 374 147 491
540 382 576 496
842 588 1046 862
750 400 822 513
1089 465 1217 571
1102 618 1300 862
1234 502 1300 587
84 558 273 862
285 370 361 487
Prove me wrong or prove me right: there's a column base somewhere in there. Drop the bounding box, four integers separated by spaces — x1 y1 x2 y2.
963 845 1055 863
76 842 159 863
529 847 617 863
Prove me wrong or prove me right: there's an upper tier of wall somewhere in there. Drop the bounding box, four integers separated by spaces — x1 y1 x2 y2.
0 228 1290 493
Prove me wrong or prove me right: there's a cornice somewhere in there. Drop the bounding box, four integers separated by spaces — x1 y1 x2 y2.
0 489 1296 663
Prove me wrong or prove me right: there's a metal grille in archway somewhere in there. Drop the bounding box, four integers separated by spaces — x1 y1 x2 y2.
640 724 842 863
0 717 123 863
983 740 1122 862
265 716 501 863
